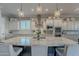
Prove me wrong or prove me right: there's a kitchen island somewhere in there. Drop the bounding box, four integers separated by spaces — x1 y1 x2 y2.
1 36 78 56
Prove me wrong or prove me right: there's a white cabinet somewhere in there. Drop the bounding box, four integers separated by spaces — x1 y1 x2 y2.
31 45 47 56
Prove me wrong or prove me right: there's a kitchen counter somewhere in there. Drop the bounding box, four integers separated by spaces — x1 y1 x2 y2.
1 36 78 46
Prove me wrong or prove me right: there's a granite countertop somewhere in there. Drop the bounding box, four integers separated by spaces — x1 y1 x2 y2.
1 36 78 46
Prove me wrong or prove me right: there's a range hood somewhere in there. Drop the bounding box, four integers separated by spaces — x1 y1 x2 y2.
36 14 42 28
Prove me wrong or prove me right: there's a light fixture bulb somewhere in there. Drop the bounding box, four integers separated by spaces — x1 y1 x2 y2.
74 8 79 11
17 9 20 12
32 9 34 11
36 5 42 14
20 12 24 16
60 9 63 11
45 8 48 11
18 11 24 17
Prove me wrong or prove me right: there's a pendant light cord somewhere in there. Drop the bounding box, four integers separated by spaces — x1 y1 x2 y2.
20 3 22 11
56 3 58 10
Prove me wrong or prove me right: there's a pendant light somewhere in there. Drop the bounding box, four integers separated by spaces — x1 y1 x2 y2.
54 3 61 18
17 3 24 17
32 3 48 28
36 3 42 15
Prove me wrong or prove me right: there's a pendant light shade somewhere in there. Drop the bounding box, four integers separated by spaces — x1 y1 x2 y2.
54 4 61 18
54 9 60 18
36 4 42 14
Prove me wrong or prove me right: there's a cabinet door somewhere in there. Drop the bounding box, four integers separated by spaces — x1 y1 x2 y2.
31 45 47 56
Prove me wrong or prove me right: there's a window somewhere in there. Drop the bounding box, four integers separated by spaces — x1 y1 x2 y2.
20 37 30 45
20 20 31 30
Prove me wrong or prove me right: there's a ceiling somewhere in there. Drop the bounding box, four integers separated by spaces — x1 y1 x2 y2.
0 3 79 17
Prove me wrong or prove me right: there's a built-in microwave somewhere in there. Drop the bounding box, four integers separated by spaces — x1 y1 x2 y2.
55 27 62 37
46 25 53 34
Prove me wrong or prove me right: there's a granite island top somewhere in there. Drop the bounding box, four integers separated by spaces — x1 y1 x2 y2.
1 36 78 46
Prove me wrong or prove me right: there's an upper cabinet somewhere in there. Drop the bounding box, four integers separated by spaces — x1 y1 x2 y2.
46 18 63 27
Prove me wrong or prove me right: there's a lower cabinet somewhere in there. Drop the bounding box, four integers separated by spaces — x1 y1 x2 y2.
31 45 48 56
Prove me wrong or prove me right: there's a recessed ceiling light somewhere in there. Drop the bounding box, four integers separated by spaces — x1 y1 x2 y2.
74 8 79 11
17 9 20 11
60 9 63 11
45 8 48 11
32 9 34 11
